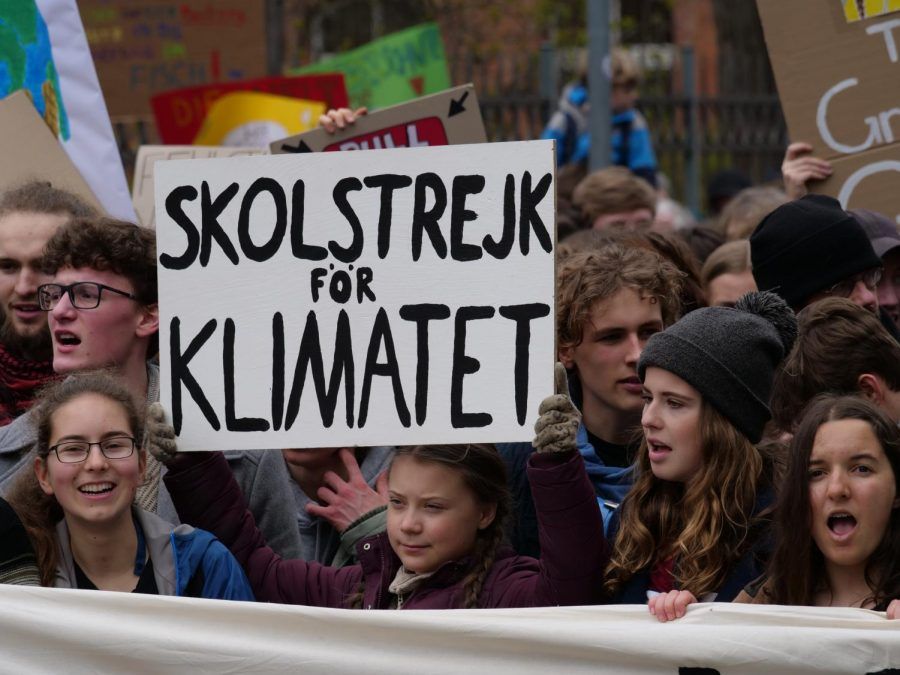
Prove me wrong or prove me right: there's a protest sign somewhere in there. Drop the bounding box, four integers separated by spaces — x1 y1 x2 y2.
1 586 899 674
151 74 349 144
758 0 900 221
154 140 556 450
78 0 266 118
192 92 325 147
132 145 268 228
291 23 451 110
0 91 103 213
1 0 135 220
271 85 485 155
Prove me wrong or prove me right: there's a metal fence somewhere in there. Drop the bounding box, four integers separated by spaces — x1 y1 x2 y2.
451 45 788 217
109 44 788 217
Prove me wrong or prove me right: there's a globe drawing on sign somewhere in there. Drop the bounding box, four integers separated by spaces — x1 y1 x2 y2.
0 1 70 140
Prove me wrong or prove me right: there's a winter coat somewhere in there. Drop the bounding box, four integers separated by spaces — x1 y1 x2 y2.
498 423 632 557
54 507 254 600
164 449 607 609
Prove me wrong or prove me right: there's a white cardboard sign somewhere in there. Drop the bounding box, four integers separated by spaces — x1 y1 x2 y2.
154 140 556 450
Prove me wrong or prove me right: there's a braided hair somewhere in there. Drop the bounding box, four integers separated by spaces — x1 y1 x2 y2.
391 444 511 609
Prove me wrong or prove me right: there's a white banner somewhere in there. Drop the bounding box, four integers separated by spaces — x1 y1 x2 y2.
0 586 897 674
154 141 556 450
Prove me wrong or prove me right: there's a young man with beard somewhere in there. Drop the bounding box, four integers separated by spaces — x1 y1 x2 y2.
0 216 303 557
499 243 682 555
0 182 96 425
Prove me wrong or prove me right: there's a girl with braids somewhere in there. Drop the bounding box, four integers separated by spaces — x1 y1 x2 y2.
737 395 900 618
604 291 796 620
147 365 606 609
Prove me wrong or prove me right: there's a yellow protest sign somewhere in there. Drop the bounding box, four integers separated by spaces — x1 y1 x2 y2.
192 92 325 146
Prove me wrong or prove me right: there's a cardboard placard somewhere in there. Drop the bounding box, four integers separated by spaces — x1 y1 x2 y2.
151 74 349 145
270 85 485 155
0 90 103 213
78 0 266 118
192 93 324 146
131 145 268 228
758 1 900 219
813 144 900 221
2 1 136 220
154 140 556 450
291 23 451 110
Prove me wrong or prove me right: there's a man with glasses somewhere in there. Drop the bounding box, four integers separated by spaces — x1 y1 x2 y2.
852 208 900 334
750 194 885 318
0 182 96 426
0 216 303 558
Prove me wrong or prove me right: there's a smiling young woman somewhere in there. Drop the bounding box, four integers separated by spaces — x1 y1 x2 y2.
6 371 253 600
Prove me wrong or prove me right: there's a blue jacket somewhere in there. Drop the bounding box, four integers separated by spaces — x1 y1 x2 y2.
54 508 255 600
498 423 632 558
541 83 657 186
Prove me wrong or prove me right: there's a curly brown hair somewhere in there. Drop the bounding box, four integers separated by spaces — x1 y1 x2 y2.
41 217 157 305
0 180 97 220
556 244 684 354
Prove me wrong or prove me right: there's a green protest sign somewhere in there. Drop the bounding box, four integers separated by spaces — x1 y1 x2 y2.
291 22 451 110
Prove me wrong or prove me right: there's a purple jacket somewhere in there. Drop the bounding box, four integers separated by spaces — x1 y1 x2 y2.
163 449 606 609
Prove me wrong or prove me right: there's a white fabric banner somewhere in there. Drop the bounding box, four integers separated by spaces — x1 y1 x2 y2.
0 585 897 673
34 0 136 221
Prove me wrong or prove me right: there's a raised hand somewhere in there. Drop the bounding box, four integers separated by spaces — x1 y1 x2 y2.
305 448 388 532
532 363 581 454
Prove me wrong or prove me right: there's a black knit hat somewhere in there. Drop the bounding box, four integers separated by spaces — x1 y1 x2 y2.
749 194 881 310
638 292 797 443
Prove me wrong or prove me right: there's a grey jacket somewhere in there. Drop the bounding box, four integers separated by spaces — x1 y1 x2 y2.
0 364 303 559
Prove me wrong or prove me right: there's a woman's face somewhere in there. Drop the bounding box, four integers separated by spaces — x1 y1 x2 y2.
808 419 899 571
386 456 495 575
641 367 704 483
35 393 143 529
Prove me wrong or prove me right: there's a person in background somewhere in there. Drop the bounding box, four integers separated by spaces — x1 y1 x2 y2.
701 240 757 307
0 181 97 426
852 209 900 330
542 48 657 187
706 169 752 219
717 186 787 241
572 167 657 232
770 298 900 433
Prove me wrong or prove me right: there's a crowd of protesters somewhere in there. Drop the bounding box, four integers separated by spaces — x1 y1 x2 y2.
0 49 898 625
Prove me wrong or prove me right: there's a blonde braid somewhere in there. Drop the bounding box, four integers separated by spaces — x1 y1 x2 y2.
461 525 506 608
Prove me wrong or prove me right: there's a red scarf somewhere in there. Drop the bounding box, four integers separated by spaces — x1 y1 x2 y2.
0 342 56 426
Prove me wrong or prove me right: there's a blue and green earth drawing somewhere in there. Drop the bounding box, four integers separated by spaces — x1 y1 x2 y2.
0 0 70 140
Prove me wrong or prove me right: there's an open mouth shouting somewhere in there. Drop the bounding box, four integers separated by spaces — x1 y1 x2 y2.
54 330 82 351
826 511 858 541
11 301 43 322
647 438 672 463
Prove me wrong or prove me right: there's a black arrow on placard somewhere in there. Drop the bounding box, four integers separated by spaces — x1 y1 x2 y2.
448 90 470 117
280 139 313 153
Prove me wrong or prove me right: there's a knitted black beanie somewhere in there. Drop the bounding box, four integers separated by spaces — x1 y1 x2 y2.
749 194 881 310
637 292 797 443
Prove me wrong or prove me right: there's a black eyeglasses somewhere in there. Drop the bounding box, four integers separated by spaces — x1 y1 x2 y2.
48 436 136 463
824 268 883 298
37 282 137 310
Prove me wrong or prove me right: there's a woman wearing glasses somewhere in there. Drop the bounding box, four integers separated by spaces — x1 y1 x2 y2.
7 371 254 599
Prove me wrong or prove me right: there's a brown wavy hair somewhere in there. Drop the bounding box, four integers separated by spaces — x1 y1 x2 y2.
556 244 684 355
605 400 772 598
349 443 510 609
766 395 900 609
6 371 145 586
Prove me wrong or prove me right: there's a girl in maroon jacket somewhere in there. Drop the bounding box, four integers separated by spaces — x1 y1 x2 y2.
149 365 606 609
